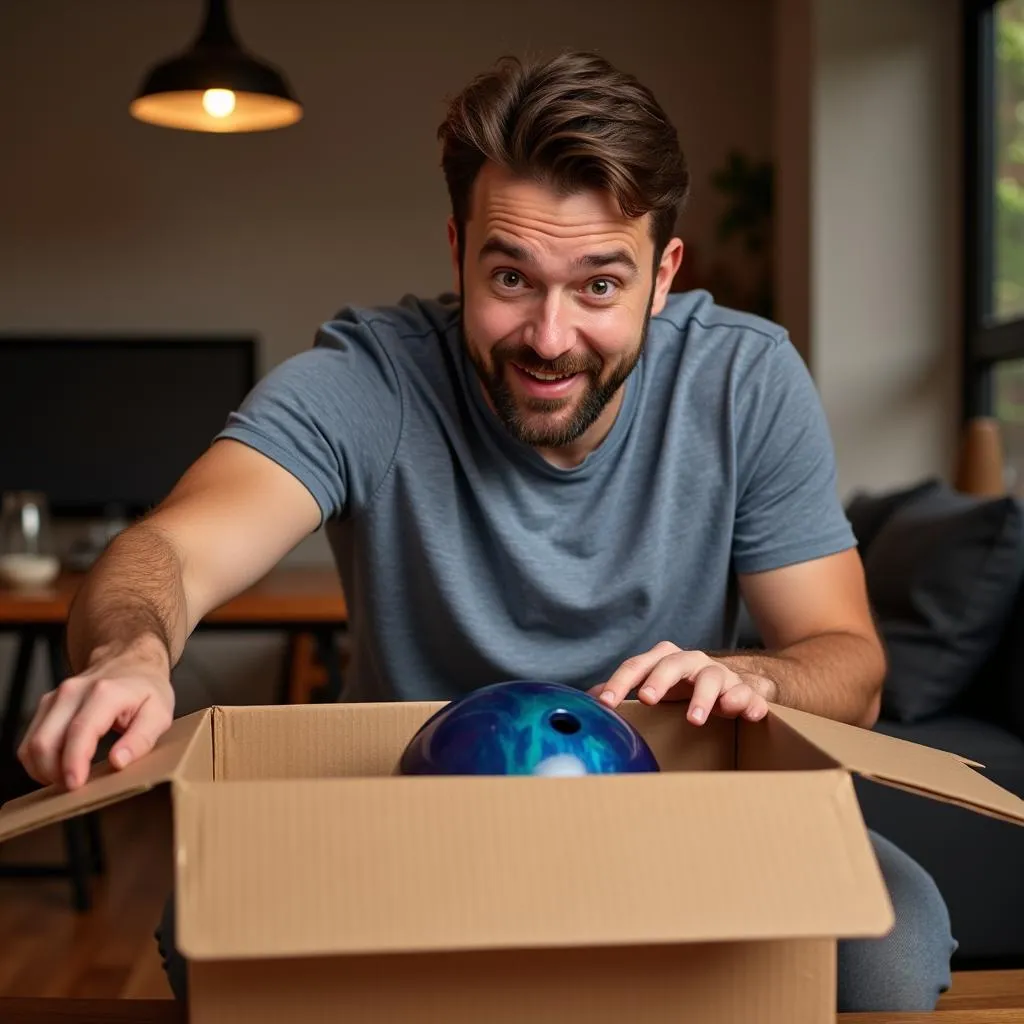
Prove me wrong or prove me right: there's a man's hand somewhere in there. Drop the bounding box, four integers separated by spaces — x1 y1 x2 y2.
17 635 175 791
590 640 776 725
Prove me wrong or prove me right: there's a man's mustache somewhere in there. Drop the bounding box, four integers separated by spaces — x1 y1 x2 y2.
492 344 601 378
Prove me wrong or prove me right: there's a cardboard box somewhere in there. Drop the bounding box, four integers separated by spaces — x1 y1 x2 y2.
2 699 1023 1023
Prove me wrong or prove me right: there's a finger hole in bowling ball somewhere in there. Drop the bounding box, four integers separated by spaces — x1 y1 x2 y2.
548 710 581 735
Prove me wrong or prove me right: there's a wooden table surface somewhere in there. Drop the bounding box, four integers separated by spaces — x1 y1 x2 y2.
0 1001 1020 1023
0 565 347 626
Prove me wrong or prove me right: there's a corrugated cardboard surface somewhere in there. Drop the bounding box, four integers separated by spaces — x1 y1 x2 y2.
210 699 735 779
189 938 835 1024
9 695 1024 1024
769 704 1024 825
212 701 440 780
737 709 839 773
176 709 215 783
0 708 209 842
616 699 738 770
174 768 892 960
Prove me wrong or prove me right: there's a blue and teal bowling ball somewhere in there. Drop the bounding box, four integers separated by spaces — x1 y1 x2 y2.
397 679 660 776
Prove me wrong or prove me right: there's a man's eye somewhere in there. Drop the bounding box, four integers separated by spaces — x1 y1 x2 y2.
496 270 523 289
587 278 617 298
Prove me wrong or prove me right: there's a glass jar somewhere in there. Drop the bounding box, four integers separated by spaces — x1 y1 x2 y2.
0 490 61 587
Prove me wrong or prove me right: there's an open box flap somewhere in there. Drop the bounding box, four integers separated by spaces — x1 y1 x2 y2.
767 704 1024 827
0 708 211 843
175 767 894 960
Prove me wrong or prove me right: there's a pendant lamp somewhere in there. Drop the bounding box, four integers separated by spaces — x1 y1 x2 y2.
129 0 302 133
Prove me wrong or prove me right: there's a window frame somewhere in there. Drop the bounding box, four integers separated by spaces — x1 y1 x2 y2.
963 0 1024 418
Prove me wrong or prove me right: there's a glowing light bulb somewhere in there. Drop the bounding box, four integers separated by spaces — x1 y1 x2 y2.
202 89 236 118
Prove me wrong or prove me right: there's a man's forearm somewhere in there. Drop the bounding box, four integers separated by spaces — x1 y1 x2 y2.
65 521 190 676
715 629 886 727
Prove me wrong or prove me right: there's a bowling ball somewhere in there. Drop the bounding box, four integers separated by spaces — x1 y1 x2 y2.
397 679 660 776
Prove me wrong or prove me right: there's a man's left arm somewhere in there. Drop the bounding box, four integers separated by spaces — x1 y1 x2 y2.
592 547 886 729
716 548 886 727
593 333 887 728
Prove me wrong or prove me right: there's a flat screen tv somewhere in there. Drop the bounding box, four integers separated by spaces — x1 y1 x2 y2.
0 335 257 517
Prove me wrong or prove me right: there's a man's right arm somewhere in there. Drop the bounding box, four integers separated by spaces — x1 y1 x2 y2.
17 437 323 790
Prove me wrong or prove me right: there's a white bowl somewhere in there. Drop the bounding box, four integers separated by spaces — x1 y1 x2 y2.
0 553 61 587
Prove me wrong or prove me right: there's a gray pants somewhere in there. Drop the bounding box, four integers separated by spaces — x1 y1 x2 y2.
155 830 956 1013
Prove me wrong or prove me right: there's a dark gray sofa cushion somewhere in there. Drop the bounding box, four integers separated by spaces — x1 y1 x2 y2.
962 583 1024 742
856 712 1024 958
997 593 1024 741
864 485 1024 723
875 714 1024 792
856 714 1024 964
845 477 944 552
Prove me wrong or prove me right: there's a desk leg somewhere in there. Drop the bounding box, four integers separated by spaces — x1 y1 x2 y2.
312 628 345 703
85 812 105 875
0 629 39 796
276 632 299 705
0 628 104 911
62 811 92 911
45 629 106 899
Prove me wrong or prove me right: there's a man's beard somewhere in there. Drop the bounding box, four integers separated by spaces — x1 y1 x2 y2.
461 294 654 450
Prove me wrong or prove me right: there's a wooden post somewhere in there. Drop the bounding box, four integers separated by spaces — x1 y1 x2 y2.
954 416 1007 496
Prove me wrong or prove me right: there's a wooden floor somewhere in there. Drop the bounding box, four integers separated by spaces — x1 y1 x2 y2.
0 788 1022 1019
0 787 173 999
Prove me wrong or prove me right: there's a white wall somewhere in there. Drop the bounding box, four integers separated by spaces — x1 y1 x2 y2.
774 0 814 365
793 0 963 499
0 0 773 712
1 0 773 361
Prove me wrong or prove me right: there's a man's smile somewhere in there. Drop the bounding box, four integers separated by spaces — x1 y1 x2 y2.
510 362 584 399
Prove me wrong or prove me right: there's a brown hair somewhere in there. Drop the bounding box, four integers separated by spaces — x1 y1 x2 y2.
438 51 690 261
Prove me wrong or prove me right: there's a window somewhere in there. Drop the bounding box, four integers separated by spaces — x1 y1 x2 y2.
964 0 1024 492
994 357 1024 490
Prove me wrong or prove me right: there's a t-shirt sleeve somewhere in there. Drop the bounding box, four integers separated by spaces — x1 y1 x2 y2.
732 336 855 574
215 312 403 525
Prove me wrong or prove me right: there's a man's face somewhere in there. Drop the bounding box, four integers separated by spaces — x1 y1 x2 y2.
449 164 682 464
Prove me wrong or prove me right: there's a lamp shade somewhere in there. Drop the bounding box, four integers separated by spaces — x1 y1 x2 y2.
129 0 301 133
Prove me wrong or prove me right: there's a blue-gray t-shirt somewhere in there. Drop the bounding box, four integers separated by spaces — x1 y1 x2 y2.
217 289 855 701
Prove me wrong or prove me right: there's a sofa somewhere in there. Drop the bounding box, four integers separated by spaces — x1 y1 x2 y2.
743 476 1024 968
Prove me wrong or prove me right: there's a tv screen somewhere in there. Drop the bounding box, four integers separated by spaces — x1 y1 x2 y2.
0 336 257 517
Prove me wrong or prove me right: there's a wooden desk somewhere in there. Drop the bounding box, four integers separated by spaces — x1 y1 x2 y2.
0 565 347 626
0 565 348 909
0 1002 1020 1024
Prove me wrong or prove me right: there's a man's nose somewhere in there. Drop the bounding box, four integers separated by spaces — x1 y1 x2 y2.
524 295 574 361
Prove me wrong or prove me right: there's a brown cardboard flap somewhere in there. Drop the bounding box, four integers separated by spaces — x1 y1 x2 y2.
0 708 211 843
175 768 893 960
212 701 444 780
767 705 1024 827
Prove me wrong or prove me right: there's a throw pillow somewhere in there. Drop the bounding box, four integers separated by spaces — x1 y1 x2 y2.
966 582 1024 742
864 483 1024 723
1002 596 1024 742
844 477 943 553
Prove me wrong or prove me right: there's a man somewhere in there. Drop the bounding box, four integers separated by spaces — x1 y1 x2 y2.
17 50 954 1011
